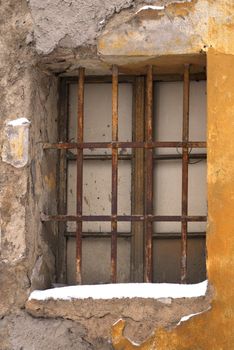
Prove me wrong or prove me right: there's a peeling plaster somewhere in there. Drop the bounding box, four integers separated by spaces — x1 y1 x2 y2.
28 0 136 54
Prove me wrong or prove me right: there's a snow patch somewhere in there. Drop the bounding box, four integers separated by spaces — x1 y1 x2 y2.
29 280 208 301
128 339 140 346
136 5 165 13
136 0 192 14
177 306 211 326
7 118 30 126
113 318 122 326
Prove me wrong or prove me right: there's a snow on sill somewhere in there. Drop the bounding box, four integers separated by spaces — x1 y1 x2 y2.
29 280 208 301
177 306 211 326
7 118 30 126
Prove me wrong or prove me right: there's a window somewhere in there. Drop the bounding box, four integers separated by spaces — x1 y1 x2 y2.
43 64 207 285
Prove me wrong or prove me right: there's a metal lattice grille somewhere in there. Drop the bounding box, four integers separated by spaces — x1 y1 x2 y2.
42 65 207 284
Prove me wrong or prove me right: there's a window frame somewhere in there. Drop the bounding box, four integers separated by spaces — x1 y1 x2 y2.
42 67 207 285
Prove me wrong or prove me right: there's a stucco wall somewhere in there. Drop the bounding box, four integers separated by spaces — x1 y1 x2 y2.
0 0 59 316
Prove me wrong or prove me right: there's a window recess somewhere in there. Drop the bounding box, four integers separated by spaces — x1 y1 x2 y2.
42 65 207 285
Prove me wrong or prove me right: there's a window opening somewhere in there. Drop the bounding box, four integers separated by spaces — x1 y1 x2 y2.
42 65 207 285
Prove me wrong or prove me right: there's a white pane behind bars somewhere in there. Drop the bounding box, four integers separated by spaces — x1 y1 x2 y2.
67 82 132 283
153 81 207 233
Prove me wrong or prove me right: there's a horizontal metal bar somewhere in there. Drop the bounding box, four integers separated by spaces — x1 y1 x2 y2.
43 141 207 150
65 231 206 239
66 152 207 161
65 75 135 84
63 73 206 84
41 213 207 222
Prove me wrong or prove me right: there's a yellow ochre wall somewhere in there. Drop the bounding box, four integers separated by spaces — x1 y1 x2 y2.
112 1 234 349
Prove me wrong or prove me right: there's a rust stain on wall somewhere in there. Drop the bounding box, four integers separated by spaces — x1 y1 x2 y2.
44 172 56 190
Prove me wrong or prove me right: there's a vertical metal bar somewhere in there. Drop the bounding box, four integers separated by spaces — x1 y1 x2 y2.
131 77 145 282
57 78 69 284
111 65 118 283
145 65 153 283
76 67 85 284
181 64 190 284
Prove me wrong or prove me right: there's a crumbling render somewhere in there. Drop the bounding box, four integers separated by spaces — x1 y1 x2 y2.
111 306 212 349
25 281 211 346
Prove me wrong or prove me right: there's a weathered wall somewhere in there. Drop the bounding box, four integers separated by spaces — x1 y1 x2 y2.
0 0 35 316
0 0 234 349
0 0 58 317
26 294 211 347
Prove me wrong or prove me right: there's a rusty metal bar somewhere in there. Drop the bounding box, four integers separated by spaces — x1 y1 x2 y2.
67 152 207 161
64 72 206 84
181 64 190 284
111 65 118 283
76 67 85 284
131 76 145 282
57 78 69 283
43 141 207 150
41 214 207 222
65 231 206 239
145 65 153 283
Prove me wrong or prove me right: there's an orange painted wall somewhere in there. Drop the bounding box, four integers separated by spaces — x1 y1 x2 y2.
151 49 234 350
112 1 234 348
112 49 234 350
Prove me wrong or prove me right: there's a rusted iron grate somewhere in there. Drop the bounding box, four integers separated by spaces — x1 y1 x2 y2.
42 65 207 284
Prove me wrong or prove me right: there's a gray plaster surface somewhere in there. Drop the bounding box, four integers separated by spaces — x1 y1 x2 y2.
28 0 136 54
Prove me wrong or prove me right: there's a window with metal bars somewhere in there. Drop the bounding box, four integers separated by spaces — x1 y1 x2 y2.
42 64 207 285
